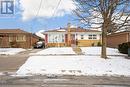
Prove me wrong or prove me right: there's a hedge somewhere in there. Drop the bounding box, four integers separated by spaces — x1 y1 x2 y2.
118 42 130 54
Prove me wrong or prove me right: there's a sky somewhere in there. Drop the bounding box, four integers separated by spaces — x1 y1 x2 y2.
0 0 78 33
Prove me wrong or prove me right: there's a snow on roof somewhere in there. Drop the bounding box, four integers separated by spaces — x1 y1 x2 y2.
70 25 77 28
57 29 66 31
45 28 101 32
35 30 45 39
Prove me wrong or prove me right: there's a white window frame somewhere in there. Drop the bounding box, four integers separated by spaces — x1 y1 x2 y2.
88 34 97 40
81 35 84 39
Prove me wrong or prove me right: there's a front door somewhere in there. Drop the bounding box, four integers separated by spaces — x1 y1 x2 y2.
71 34 75 44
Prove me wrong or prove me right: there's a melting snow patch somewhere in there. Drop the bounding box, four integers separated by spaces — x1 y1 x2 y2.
0 48 26 55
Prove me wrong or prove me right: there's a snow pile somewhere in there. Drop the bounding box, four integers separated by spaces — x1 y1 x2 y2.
0 48 26 55
0 73 4 76
35 30 45 39
17 47 130 76
35 47 76 55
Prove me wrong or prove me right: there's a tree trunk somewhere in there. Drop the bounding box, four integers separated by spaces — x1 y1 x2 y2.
101 31 107 58
101 22 107 59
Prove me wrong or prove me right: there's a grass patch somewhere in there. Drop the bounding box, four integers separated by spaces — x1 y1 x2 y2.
72 47 83 55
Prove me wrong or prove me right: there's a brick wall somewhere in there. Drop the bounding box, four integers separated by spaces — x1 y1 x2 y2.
107 32 129 48
0 33 39 48
47 43 66 47
0 34 9 48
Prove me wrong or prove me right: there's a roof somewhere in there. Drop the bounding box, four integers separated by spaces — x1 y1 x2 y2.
107 31 130 36
45 28 101 33
0 29 29 34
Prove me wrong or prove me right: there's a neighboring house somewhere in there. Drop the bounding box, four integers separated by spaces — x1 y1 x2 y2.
44 27 101 47
107 31 130 48
0 29 39 48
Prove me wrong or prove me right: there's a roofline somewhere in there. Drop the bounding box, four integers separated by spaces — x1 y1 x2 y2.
44 28 101 33
107 31 130 36
0 29 31 34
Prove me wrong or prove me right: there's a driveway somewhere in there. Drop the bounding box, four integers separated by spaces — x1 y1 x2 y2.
0 49 42 72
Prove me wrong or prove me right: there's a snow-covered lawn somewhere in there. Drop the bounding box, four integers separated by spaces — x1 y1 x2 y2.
0 48 26 55
17 47 130 76
35 47 76 55
81 47 124 56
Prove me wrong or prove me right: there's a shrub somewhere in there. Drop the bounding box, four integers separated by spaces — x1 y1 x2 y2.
97 42 102 46
118 42 130 54
91 43 95 46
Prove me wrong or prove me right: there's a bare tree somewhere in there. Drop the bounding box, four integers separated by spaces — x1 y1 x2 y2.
73 0 130 58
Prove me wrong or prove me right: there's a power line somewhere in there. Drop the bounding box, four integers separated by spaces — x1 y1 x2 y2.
30 0 44 33
35 0 44 18
40 0 62 30
31 0 62 32
52 0 62 17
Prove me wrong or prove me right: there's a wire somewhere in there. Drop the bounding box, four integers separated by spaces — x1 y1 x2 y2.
31 0 62 32
30 0 44 33
35 0 43 18
40 0 62 30
35 0 62 18
52 0 62 17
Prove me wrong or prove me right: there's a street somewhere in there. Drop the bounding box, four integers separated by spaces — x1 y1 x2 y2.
0 75 130 87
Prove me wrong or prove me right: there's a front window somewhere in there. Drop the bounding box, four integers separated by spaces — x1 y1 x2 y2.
93 35 97 39
88 35 93 39
81 35 84 39
88 34 97 39
62 34 64 42
16 35 26 42
9 35 13 42
48 34 65 43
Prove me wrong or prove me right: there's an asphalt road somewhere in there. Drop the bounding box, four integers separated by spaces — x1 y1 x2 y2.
0 75 130 87
0 49 42 72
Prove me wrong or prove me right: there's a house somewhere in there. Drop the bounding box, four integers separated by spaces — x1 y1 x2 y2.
0 29 39 48
107 31 130 48
44 25 101 47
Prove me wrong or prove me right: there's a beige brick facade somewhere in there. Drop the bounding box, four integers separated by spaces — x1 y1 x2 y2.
107 32 130 48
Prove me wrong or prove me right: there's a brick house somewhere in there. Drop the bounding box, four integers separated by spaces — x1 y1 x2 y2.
107 31 130 48
0 29 39 48
44 27 101 47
